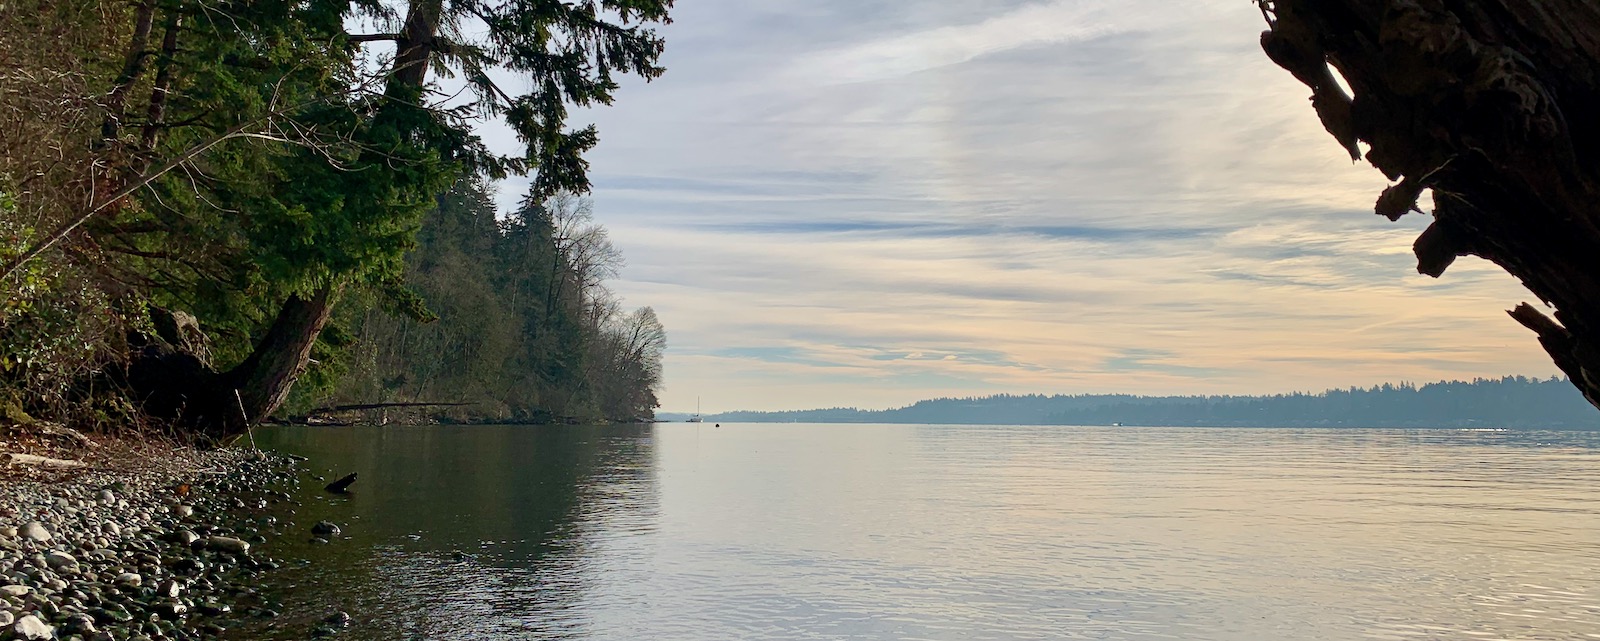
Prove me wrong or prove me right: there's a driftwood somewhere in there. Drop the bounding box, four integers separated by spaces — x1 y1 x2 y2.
5 453 89 468
1259 0 1600 409
35 424 95 449
311 402 475 413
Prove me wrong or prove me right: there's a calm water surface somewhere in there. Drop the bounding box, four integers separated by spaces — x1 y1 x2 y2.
248 424 1600 640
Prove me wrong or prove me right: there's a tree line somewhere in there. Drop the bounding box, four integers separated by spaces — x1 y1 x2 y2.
0 0 673 437
324 185 664 424
703 376 1598 429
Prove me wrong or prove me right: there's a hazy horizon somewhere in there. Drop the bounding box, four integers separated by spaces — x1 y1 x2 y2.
481 0 1558 414
654 374 1570 416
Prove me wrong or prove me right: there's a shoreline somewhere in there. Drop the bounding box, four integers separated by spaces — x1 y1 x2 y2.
1 424 305 640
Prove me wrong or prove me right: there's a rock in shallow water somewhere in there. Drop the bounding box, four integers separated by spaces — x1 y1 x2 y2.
207 536 250 555
311 521 340 537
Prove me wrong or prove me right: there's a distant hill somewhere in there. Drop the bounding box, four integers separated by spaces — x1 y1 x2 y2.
672 376 1599 429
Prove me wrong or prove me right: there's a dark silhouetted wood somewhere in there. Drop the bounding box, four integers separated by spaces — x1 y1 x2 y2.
1259 0 1600 410
325 472 357 493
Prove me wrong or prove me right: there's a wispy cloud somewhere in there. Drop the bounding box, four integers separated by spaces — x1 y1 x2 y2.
791 1 1147 85
465 0 1563 412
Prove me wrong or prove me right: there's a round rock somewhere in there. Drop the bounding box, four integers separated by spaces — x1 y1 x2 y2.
13 614 54 641
19 522 49 542
44 550 78 571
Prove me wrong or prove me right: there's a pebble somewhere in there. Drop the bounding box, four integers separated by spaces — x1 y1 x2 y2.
45 550 79 571
157 579 182 598
208 536 250 555
311 521 341 537
1 447 309 639
20 521 50 542
13 614 54 641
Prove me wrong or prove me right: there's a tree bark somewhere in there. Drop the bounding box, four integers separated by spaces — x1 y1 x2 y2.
1259 0 1600 410
206 0 445 436
220 286 339 434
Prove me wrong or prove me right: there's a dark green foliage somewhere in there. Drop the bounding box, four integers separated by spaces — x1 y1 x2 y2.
321 180 663 423
1 0 673 432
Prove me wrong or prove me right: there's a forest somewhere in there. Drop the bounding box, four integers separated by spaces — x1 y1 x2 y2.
703 376 1599 429
0 0 672 436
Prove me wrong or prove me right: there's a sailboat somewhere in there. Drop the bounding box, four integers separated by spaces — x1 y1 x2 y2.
687 397 704 423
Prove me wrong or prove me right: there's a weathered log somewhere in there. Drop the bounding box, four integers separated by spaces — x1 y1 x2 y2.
5 453 88 469
311 402 475 413
1260 0 1600 410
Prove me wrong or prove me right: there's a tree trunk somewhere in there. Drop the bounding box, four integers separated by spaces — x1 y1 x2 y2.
220 285 339 434
1259 0 1600 409
198 0 445 438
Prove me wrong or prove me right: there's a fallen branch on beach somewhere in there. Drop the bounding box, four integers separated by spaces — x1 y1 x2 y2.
5 452 89 468
312 402 477 412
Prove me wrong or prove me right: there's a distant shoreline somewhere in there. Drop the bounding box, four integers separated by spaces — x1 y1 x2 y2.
661 376 1599 430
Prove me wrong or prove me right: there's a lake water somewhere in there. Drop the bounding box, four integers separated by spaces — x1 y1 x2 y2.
247 424 1600 640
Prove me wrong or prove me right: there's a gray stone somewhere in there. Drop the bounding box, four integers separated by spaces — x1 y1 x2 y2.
0 526 16 538
97 489 116 505
0 585 29 597
115 573 141 588
62 612 96 635
0 610 12 626
311 521 340 537
206 537 249 555
171 505 193 519
45 551 78 571
13 614 54 641
20 522 49 542
100 521 119 537
173 530 198 546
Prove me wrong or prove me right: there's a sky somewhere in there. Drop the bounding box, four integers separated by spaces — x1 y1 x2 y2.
483 0 1558 413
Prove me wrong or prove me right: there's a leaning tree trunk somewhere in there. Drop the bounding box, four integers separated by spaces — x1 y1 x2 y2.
1258 0 1600 410
211 0 444 435
220 286 339 434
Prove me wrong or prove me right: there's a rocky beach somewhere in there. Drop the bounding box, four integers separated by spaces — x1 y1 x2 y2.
1 425 306 641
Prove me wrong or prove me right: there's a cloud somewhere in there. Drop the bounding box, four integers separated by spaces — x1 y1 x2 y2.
487 0 1566 412
791 1 1142 85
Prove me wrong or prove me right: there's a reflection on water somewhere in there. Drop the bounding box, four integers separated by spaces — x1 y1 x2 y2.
252 424 1600 640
